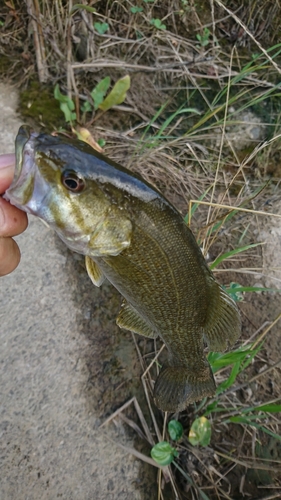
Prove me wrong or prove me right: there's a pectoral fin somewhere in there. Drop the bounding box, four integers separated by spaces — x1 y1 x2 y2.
89 215 132 256
203 282 241 352
116 300 156 338
85 256 105 287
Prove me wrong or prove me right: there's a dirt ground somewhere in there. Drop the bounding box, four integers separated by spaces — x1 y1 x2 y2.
0 83 156 499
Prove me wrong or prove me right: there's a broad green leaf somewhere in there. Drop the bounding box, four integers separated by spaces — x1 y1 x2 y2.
54 84 75 108
99 75 131 111
189 417 211 446
150 18 166 30
60 103 76 122
168 420 183 441
130 6 143 13
97 138 106 148
81 100 92 113
54 84 76 122
151 441 178 466
91 76 111 110
94 22 109 35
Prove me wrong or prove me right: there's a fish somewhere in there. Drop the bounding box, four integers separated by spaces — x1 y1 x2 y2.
5 125 241 413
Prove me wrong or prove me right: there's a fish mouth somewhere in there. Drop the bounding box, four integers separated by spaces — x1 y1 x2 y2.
4 125 39 211
14 125 33 180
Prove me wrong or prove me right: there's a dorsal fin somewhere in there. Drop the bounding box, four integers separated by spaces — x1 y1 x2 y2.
116 300 157 338
203 282 241 352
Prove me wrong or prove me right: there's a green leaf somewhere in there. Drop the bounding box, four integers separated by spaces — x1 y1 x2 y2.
210 242 263 270
216 362 240 393
225 282 244 302
70 4 96 14
168 420 183 441
60 103 76 122
130 6 143 13
155 107 201 140
94 22 109 35
208 344 259 372
81 100 92 113
203 402 227 417
99 75 131 111
91 76 111 110
184 185 213 225
54 84 74 107
189 417 211 447
150 18 166 30
251 403 281 413
151 441 178 466
54 84 76 123
97 138 106 148
228 416 255 424
225 284 279 295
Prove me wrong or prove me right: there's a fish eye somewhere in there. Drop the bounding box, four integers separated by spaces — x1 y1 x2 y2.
61 171 85 192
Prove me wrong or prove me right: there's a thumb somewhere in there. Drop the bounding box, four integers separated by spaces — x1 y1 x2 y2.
0 154 16 194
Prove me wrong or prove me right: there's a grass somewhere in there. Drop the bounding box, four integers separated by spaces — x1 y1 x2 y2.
2 0 281 498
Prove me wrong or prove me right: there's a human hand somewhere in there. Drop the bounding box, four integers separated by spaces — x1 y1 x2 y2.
0 154 28 276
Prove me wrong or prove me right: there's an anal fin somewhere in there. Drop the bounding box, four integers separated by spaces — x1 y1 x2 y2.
85 256 105 287
116 300 156 338
204 282 241 352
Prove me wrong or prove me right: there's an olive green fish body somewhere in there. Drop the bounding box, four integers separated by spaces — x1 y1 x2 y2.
92 198 239 411
5 126 241 412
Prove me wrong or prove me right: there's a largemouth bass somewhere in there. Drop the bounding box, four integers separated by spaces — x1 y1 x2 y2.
5 125 241 412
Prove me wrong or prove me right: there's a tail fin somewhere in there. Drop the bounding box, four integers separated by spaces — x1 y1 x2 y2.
154 362 216 412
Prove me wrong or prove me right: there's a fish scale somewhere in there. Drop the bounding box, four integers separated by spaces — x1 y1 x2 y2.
5 125 241 412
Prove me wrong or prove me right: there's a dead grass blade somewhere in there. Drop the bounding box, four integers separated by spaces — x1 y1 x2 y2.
100 396 154 446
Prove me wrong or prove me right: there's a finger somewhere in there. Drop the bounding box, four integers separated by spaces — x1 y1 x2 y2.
0 197 28 237
0 154 16 194
0 237 21 276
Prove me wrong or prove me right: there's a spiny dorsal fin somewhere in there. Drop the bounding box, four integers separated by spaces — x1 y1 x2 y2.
85 256 105 287
116 300 156 338
203 282 241 352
